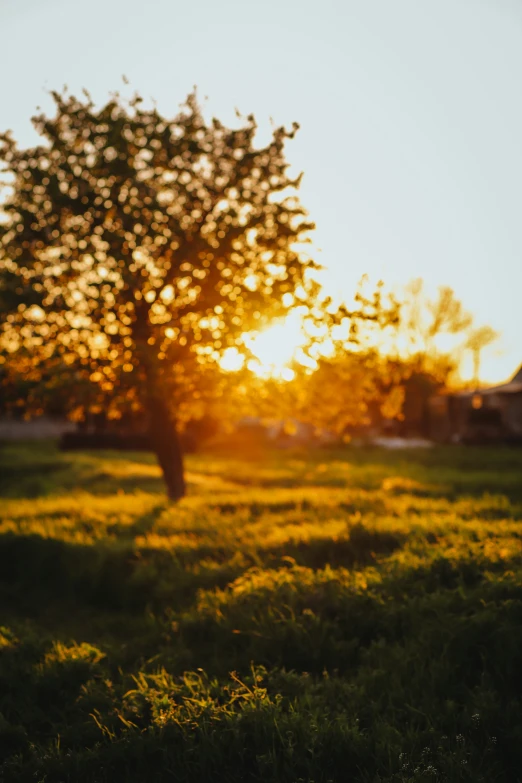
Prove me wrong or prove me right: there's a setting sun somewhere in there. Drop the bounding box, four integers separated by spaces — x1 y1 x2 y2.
221 312 307 380
245 314 303 378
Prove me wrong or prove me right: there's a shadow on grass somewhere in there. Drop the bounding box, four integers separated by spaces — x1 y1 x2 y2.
209 499 305 515
0 466 166 500
0 530 244 617
79 471 166 496
262 524 404 569
107 504 166 538
0 461 67 498
0 534 142 611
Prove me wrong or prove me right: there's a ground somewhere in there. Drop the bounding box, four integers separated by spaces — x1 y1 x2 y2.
0 441 521 782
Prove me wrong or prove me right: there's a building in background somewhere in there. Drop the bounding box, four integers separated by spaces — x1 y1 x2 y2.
429 365 522 444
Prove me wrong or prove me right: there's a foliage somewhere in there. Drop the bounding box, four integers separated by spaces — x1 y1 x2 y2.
388 279 498 387
465 326 499 387
0 442 521 781
287 349 406 436
300 281 499 436
397 279 472 360
0 88 321 495
275 280 498 441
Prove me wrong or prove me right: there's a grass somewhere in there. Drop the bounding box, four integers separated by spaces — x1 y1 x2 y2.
0 440 522 782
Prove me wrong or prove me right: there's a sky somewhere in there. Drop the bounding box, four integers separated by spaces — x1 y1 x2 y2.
1 0 521 383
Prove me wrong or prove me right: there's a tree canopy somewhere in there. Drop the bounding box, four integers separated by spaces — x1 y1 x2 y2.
0 89 317 497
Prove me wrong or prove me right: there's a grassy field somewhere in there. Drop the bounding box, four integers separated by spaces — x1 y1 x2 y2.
0 441 522 782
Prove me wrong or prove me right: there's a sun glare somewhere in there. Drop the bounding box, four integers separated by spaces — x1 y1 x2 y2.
221 312 306 380
220 347 245 372
245 318 301 378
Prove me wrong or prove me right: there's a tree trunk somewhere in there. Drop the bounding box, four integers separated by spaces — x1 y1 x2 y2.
146 393 186 501
132 299 186 500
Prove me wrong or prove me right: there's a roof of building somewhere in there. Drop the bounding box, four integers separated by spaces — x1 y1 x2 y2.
480 381 522 396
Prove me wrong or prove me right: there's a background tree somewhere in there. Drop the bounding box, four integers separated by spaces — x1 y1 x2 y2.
397 279 473 365
310 279 499 438
0 89 316 499
379 281 484 434
287 349 405 439
465 325 499 388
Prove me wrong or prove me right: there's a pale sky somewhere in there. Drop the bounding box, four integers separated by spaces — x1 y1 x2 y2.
1 0 521 382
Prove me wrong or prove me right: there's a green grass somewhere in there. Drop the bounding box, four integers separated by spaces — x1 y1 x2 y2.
1 440 522 782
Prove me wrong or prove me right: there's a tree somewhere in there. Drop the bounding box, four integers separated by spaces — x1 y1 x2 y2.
376 280 499 433
465 325 499 387
398 279 473 362
288 349 405 438
0 89 316 499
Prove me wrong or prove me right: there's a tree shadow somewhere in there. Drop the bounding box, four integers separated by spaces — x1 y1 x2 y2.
262 523 405 569
208 499 311 516
0 529 242 620
106 503 166 538
0 460 66 498
0 533 142 613
80 471 166 496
